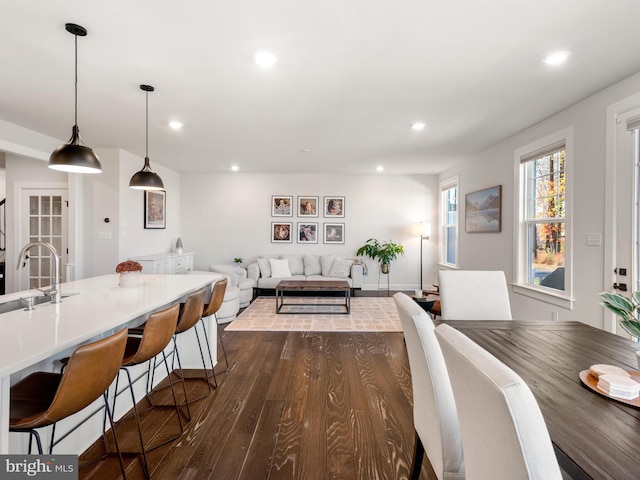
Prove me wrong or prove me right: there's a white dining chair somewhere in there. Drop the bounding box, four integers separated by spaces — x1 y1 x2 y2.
435 324 562 480
393 293 464 480
438 270 512 320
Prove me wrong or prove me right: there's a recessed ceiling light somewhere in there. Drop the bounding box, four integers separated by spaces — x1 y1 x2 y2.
411 122 426 131
254 51 277 68
300 148 311 153
231 165 239 172
544 51 569 65
376 166 384 172
169 121 183 130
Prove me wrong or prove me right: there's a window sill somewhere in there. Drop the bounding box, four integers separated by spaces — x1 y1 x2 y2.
512 283 574 310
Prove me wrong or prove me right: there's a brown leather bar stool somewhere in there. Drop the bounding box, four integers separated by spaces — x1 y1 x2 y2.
10 328 128 478
149 286 216 413
113 302 183 479
172 286 217 399
201 277 229 374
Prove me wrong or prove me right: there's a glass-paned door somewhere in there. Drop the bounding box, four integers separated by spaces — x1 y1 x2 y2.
20 190 68 290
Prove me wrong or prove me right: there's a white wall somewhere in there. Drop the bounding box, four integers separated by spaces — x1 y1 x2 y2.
180 173 438 290
118 150 182 261
439 71 640 328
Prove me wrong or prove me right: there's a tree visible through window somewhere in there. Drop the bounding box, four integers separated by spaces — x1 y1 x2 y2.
524 146 566 290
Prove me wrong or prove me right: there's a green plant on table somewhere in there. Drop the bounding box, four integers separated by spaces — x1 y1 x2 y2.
599 291 640 339
233 257 243 264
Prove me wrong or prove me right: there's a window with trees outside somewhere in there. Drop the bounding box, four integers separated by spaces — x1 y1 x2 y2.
518 136 569 297
441 177 458 267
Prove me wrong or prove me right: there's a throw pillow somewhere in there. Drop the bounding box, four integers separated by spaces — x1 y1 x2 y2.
257 258 272 278
270 258 292 278
320 255 336 276
328 258 353 278
283 255 304 275
304 255 322 276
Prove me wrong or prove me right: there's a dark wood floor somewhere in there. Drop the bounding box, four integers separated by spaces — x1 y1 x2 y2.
79 325 437 479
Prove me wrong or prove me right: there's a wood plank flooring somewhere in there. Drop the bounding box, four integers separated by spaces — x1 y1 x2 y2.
79 328 438 480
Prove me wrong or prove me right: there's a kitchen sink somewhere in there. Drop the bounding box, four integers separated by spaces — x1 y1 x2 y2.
0 293 78 314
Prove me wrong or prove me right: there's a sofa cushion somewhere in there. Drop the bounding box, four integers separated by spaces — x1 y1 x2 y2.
329 258 353 278
304 255 321 275
258 275 306 289
320 255 336 276
270 258 292 278
257 258 272 278
283 255 304 275
306 275 353 287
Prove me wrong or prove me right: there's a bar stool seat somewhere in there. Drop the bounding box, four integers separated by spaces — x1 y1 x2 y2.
147 286 215 417
202 277 229 374
10 328 129 478
113 302 183 479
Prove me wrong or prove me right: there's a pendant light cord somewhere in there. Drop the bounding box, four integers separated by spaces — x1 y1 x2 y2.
74 33 78 127
145 90 149 158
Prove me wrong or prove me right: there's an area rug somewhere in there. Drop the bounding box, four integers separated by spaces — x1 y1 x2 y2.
225 296 402 332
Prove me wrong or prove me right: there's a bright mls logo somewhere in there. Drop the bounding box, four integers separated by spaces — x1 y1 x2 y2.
1 455 77 479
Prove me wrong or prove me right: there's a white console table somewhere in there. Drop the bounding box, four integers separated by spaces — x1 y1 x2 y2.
129 252 194 274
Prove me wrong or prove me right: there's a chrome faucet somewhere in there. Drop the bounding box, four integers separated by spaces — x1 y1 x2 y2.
16 241 62 303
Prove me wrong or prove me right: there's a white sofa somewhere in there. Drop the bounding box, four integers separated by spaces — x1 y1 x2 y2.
208 264 254 308
247 254 363 294
189 270 241 324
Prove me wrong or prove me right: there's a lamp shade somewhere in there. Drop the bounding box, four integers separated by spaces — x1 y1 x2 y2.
49 126 102 174
421 222 432 238
415 221 431 238
129 157 164 190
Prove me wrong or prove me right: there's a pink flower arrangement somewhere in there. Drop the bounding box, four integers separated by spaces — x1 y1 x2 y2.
115 261 143 273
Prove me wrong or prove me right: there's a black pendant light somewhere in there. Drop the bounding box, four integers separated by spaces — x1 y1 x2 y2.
129 85 164 190
49 23 102 174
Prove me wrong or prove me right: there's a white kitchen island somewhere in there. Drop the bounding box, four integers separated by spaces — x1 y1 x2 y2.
0 273 223 454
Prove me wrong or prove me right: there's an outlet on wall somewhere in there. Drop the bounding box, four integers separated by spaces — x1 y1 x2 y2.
552 311 559 321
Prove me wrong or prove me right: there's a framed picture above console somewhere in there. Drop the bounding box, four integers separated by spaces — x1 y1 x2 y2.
144 190 166 229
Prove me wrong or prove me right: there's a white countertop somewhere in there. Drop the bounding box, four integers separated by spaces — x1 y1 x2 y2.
0 273 222 378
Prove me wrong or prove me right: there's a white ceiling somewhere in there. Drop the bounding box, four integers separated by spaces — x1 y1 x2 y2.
2 1 640 175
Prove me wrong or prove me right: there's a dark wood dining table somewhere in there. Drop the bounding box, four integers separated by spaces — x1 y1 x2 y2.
437 320 640 480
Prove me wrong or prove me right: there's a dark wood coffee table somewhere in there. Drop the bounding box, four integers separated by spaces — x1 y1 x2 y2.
275 280 351 314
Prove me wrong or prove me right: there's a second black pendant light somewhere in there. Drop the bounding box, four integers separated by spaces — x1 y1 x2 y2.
129 84 164 190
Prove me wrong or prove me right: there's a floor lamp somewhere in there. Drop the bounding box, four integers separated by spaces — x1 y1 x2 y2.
418 222 431 291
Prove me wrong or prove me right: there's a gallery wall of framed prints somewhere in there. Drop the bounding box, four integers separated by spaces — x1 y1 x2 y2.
271 195 346 243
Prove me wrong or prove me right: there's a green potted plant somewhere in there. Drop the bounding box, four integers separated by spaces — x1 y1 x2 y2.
600 291 640 339
233 257 243 267
356 238 405 274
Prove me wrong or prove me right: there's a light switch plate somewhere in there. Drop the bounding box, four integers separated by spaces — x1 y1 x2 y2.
586 233 601 246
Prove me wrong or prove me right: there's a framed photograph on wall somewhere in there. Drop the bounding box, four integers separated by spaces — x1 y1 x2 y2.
272 222 293 243
297 222 318 243
324 196 345 217
465 185 502 233
144 190 166 229
324 223 345 244
298 196 319 217
272 195 293 216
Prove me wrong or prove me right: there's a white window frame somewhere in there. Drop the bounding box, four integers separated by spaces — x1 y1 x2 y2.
440 175 459 268
513 127 574 309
